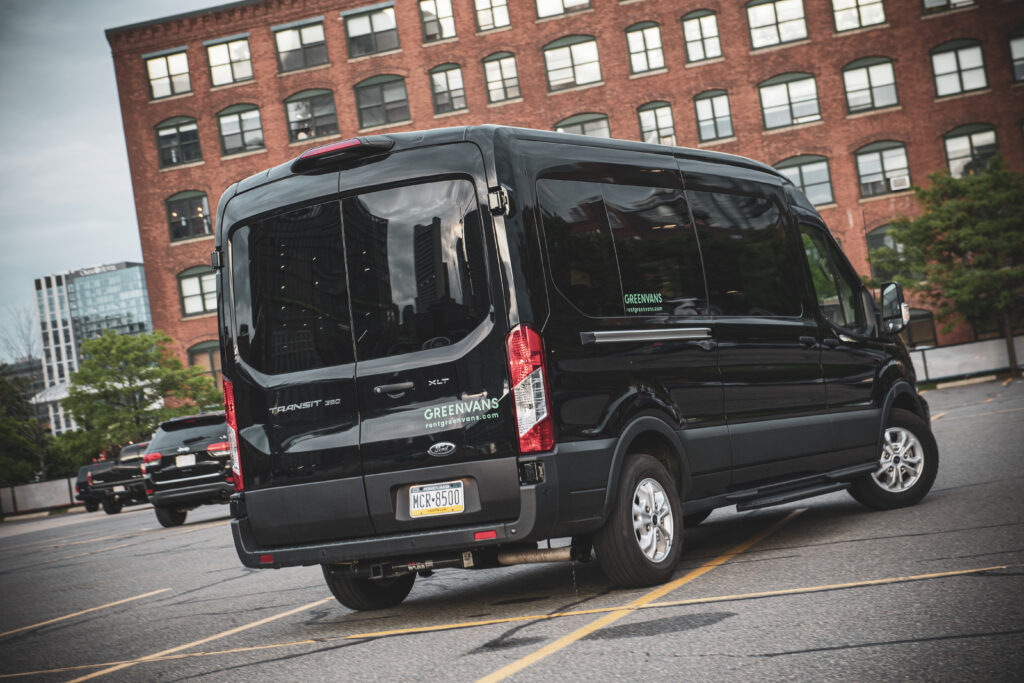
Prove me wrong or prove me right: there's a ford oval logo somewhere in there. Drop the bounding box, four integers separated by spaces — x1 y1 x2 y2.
428 442 457 457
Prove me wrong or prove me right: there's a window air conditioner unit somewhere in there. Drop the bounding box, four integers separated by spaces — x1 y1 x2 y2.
888 175 911 191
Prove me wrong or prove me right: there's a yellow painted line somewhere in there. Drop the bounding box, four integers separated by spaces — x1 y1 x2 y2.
1002 377 1013 387
42 519 229 564
985 398 995 403
477 508 805 683
0 589 172 639
66 597 333 682
5 562 1018 680
930 411 947 422
938 407 1024 423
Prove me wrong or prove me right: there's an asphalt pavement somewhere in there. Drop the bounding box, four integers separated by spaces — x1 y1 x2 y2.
1 376 1021 681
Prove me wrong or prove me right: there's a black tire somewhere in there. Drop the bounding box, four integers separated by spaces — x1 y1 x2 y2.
102 498 122 515
322 566 415 611
594 453 683 587
154 506 187 527
849 408 938 510
683 509 713 528
84 501 100 513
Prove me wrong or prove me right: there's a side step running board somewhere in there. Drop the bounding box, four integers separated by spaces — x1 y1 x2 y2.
736 482 850 511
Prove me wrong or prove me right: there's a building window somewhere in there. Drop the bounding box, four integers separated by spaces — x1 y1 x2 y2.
682 11 721 63
842 57 897 112
759 73 820 129
694 90 733 141
483 52 520 102
430 64 466 114
285 89 339 142
626 22 664 74
207 37 252 86
156 117 201 168
556 113 610 138
188 340 222 388
944 124 998 178
1009 30 1024 82
345 7 399 58
355 75 410 129
420 0 456 42
167 191 212 241
537 0 590 19
832 0 884 32
856 142 910 197
218 104 264 155
543 36 601 91
866 224 903 280
475 0 510 31
178 266 217 317
746 0 807 49
638 102 675 145
146 50 190 99
931 40 987 97
274 21 327 73
776 155 834 206
923 0 975 12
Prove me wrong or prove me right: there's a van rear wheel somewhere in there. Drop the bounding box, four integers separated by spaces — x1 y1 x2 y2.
322 566 416 611
595 453 682 587
154 506 187 527
849 409 938 510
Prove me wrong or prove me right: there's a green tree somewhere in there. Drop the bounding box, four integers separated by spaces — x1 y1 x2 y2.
0 365 42 486
872 156 1024 372
48 429 105 479
62 331 222 450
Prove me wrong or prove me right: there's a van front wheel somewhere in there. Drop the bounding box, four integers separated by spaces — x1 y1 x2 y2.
595 453 682 587
322 566 415 611
849 408 938 510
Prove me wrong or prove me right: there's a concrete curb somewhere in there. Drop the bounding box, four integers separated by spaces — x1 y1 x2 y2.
936 374 998 390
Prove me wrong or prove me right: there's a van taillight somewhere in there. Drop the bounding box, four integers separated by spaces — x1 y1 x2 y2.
223 379 243 491
505 324 554 454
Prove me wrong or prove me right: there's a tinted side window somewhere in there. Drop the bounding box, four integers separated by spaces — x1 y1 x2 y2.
603 183 707 315
344 179 490 361
230 202 355 374
538 179 623 317
800 223 867 334
688 190 801 317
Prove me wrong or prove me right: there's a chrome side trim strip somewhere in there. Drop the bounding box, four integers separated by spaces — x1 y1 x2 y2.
580 327 713 345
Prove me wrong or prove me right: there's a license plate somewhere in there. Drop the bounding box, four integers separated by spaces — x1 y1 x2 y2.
409 481 464 518
113 485 125 493
175 454 196 468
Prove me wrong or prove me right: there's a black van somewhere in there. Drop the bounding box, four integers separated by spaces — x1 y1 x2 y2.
214 126 937 610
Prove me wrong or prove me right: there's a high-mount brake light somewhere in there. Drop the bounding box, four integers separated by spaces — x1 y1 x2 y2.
505 324 554 454
290 135 394 173
223 379 243 491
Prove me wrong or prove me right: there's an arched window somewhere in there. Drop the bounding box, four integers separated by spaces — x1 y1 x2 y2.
483 52 520 102
284 89 338 142
694 90 733 141
475 0 510 31
166 191 211 241
555 113 610 138
543 35 601 91
429 64 466 114
187 340 222 388
746 0 807 49
217 104 264 155
931 39 987 96
156 116 200 168
419 0 456 42
759 73 820 129
536 0 590 19
944 124 998 177
1011 28 1024 82
775 155 834 206
842 57 897 112
855 141 910 197
832 0 885 32
681 10 721 63
354 75 410 128
177 266 216 316
637 102 675 145
626 22 664 74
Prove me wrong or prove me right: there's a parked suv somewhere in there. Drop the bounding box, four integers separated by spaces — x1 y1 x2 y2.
215 126 938 610
89 442 150 514
144 413 231 527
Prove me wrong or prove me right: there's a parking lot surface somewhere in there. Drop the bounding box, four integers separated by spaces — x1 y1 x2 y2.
1 377 1022 681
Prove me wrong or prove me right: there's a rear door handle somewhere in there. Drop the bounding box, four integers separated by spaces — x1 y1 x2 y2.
374 381 415 395
822 337 840 348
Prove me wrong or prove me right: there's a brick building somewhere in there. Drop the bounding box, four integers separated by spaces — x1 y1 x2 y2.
106 0 1024 370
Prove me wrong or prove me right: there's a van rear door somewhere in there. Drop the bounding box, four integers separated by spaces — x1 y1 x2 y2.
341 144 520 534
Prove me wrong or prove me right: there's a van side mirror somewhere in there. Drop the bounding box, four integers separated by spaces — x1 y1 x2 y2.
880 282 910 334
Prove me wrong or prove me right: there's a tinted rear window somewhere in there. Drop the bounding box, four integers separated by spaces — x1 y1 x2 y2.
149 420 227 451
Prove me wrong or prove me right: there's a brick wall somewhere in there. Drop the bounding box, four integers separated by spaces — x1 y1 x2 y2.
107 0 1024 359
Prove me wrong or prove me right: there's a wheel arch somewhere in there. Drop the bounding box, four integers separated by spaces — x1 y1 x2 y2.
878 380 930 449
601 416 692 521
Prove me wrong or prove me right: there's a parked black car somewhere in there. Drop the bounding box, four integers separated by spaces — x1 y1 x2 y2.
215 125 938 610
143 413 231 527
74 462 109 513
88 442 150 514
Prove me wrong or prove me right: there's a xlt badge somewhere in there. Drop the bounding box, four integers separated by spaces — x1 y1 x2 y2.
427 442 457 457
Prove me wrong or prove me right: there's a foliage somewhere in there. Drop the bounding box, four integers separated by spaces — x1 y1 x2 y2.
62 330 222 451
870 156 1024 365
0 365 42 486
48 429 105 479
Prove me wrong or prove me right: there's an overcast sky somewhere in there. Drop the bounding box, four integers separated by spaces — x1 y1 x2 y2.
0 0 221 362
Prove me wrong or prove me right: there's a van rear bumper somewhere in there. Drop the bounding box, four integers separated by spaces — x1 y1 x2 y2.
230 454 561 569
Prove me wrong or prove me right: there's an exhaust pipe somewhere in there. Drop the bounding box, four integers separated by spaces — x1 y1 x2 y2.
497 547 573 565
